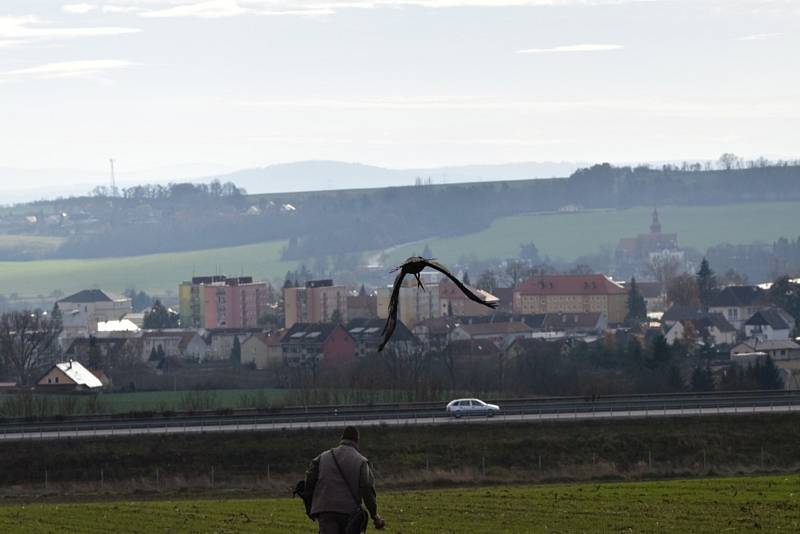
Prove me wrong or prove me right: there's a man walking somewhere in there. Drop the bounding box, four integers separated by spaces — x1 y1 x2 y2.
305 426 385 533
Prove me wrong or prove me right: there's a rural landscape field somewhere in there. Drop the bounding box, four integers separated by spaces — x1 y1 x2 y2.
385 201 800 266
0 201 797 297
1 476 797 533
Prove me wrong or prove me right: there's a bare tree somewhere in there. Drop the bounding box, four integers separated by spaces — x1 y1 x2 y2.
667 273 700 308
718 153 740 171
647 255 683 285
504 260 529 288
0 310 62 386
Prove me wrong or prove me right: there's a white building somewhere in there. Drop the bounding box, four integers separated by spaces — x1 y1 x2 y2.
58 289 132 337
744 308 795 342
37 361 103 391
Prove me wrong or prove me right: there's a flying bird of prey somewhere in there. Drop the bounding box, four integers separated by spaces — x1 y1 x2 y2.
378 256 498 351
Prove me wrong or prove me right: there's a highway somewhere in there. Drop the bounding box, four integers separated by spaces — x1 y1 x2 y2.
1 390 798 442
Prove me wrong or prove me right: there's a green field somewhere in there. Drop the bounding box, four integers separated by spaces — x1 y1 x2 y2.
0 388 287 418
1 476 797 533
386 201 800 265
0 201 797 297
0 240 295 297
0 234 65 258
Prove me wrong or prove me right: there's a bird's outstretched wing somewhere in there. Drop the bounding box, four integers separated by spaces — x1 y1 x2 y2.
378 269 407 351
424 259 498 309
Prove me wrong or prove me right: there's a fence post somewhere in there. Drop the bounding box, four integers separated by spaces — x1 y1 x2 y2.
44 470 48 490
267 464 271 484
481 455 486 477
211 465 215 488
538 455 542 471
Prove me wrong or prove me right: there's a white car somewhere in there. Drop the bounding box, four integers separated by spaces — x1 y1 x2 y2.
446 398 500 418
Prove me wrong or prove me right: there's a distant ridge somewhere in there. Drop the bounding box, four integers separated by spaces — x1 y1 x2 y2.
207 160 583 194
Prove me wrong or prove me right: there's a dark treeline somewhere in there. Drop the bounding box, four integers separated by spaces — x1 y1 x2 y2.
7 161 800 261
280 332 782 402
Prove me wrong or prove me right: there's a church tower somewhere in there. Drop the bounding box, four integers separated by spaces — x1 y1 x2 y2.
650 208 662 234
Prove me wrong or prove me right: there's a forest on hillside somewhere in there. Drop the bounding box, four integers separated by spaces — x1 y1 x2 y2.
1 160 798 262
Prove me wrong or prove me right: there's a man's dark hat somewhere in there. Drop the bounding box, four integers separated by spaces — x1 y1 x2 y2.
342 426 359 443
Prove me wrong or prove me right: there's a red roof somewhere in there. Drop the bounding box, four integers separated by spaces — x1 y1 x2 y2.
516 274 626 296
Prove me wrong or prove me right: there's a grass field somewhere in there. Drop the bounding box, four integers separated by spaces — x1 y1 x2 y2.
0 201 797 297
0 234 65 258
0 239 295 297
90 388 288 413
385 201 800 266
1 476 797 533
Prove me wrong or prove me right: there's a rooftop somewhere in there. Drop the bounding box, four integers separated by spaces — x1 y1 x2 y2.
58 289 128 304
52 361 103 389
709 286 768 308
516 274 626 296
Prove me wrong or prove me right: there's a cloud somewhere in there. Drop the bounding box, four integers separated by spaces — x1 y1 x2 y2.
517 43 623 54
0 16 140 47
0 59 136 81
103 0 655 19
236 94 800 119
139 0 250 18
63 3 98 14
103 5 146 13
737 32 782 41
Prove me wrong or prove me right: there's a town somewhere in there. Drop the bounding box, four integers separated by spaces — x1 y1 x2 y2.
7 207 796 414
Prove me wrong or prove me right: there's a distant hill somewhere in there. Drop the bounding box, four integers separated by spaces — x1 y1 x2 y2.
0 162 798 265
208 160 582 194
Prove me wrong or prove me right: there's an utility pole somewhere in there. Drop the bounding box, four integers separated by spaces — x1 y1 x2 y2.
109 158 117 197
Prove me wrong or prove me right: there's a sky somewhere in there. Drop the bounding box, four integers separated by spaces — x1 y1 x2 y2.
0 0 798 191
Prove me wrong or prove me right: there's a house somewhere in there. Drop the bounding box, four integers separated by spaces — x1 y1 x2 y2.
142 330 209 361
37 361 103 391
347 318 417 358
57 289 133 337
241 332 283 369
731 339 800 361
708 286 770 330
97 319 140 333
665 313 737 347
206 328 262 360
438 279 499 318
411 317 461 352
661 305 705 328
744 308 795 341
449 321 532 349
540 312 607 335
281 322 356 367
513 274 628 324
636 282 667 313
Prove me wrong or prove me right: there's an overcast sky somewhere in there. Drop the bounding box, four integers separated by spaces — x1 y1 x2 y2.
0 0 798 186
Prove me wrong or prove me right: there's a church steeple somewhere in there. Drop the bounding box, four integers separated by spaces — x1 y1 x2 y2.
650 208 662 234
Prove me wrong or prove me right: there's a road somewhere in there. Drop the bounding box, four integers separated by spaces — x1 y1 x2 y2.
1 390 798 442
